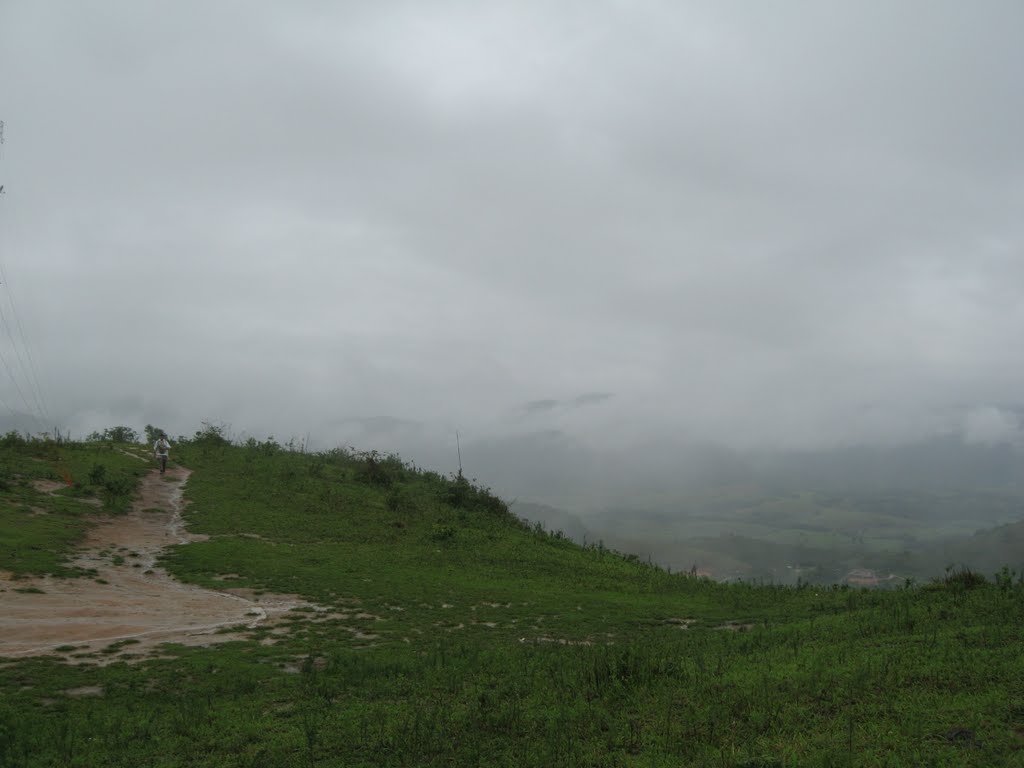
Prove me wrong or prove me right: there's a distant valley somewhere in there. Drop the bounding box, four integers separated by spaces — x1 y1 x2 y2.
502 433 1024 586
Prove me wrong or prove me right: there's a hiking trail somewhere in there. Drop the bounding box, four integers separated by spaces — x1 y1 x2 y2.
0 464 305 661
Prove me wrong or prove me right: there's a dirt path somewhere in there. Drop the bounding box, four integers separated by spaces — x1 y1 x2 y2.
0 466 304 660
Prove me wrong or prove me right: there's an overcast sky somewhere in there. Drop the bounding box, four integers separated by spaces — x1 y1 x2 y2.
1 1 1022 467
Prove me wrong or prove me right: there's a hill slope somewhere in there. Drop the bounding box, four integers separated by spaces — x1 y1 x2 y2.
1 431 1023 766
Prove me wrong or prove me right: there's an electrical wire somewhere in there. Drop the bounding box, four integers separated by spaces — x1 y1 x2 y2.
0 120 49 430
0 260 49 420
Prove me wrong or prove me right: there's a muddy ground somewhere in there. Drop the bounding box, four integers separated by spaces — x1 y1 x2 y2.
0 465 305 661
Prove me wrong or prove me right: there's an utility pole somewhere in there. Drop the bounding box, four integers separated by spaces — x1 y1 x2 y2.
456 430 463 477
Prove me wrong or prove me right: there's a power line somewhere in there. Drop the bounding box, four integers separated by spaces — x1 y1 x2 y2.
0 289 45 421
0 332 40 425
9 289 50 419
0 222 47 420
0 378 21 421
0 260 49 419
0 119 48 429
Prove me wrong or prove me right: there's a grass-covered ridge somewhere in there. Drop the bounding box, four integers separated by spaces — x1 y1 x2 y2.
2 429 1024 766
169 435 819 632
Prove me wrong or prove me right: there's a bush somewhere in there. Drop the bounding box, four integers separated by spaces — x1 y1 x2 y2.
439 474 511 519
88 464 107 486
430 523 457 542
385 489 403 512
0 431 27 448
354 451 405 488
103 475 135 501
937 567 987 591
191 422 232 447
994 566 1017 591
244 436 281 456
99 426 139 443
441 474 472 508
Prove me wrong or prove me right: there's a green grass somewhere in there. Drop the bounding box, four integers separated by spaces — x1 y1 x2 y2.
1 433 1024 766
0 437 147 577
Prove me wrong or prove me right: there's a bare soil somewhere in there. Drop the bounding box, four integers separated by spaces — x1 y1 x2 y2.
0 466 306 661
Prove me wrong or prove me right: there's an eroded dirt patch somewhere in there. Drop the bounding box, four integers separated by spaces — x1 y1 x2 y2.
30 479 67 494
713 621 756 632
0 466 308 661
63 685 104 698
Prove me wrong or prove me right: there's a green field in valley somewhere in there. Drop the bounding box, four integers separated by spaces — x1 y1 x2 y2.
585 487 1024 584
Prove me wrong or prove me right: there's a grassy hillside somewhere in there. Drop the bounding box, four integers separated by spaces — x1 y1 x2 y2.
2 431 1024 766
0 433 149 577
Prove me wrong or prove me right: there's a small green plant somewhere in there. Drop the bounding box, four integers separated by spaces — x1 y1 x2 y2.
354 451 399 487
88 463 107 486
0 430 27 448
939 567 987 590
103 475 135 503
993 566 1016 591
430 523 457 542
385 489 405 513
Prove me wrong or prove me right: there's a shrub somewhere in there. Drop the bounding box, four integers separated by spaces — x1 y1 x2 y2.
88 464 107 486
994 566 1017 591
439 474 512 519
938 567 987 591
103 475 135 501
242 436 280 457
0 430 27 448
385 489 405 513
100 426 139 443
441 474 472 508
191 421 232 447
430 523 457 542
354 451 404 488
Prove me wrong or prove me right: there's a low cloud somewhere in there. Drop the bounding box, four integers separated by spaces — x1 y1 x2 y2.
522 393 615 416
961 407 1023 446
522 399 561 415
573 392 614 408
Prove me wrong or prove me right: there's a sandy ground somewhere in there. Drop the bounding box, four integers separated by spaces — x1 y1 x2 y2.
0 465 305 661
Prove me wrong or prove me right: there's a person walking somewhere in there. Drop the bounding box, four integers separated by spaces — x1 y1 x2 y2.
153 433 172 474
